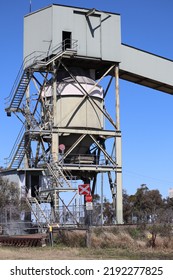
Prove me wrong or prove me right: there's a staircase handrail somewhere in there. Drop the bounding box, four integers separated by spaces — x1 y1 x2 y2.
26 197 49 227
29 39 78 68
4 124 25 167
4 51 45 107
48 158 73 189
4 39 78 110
4 62 24 106
46 162 63 188
53 161 73 188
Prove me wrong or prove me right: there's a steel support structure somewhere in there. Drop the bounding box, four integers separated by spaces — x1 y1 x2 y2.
5 46 123 225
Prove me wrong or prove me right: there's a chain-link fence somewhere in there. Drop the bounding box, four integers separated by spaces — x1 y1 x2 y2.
0 203 116 235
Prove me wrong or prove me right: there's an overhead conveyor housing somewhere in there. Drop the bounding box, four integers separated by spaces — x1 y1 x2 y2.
119 44 173 95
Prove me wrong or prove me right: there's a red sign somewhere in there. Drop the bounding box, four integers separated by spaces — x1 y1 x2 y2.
85 194 92 202
78 184 91 195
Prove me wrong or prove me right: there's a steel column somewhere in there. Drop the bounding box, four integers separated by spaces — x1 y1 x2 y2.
115 65 123 224
52 62 59 162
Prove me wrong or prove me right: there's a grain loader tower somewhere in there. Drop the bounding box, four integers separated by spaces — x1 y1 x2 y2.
4 4 173 227
5 4 123 225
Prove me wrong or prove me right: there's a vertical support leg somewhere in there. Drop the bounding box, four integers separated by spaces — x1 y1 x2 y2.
52 131 59 161
24 85 30 168
115 65 123 224
116 134 123 224
51 62 59 221
52 62 59 162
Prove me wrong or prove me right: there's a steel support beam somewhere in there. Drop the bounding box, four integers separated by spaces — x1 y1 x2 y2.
115 65 123 224
52 62 59 162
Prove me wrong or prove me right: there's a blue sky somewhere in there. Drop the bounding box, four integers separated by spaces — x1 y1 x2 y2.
1 0 173 199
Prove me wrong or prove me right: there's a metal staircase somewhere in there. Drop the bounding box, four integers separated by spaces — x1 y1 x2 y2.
5 125 26 169
5 69 32 114
5 39 78 115
9 134 27 169
26 197 49 229
46 160 73 189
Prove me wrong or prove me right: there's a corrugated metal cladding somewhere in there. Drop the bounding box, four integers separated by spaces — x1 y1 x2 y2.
24 4 121 64
120 44 173 94
23 3 173 94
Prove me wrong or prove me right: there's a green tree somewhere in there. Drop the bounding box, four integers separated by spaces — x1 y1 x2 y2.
103 198 114 224
132 184 163 223
146 189 163 222
161 197 173 223
0 176 20 216
123 189 133 223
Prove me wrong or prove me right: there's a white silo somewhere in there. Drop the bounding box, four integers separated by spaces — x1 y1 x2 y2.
42 67 104 157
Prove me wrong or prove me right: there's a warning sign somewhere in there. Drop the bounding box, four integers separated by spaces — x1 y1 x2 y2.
86 202 93 211
78 184 91 195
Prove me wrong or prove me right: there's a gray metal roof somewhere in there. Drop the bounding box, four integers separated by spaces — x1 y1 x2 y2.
24 3 120 18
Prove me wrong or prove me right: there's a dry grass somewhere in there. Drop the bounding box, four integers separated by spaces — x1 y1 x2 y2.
55 229 87 247
0 245 173 260
90 230 134 249
0 246 83 260
0 225 173 259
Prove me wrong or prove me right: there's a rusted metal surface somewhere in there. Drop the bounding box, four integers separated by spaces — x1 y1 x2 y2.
0 234 48 247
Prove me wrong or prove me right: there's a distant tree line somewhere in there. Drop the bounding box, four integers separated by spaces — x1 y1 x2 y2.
93 184 173 225
123 184 173 224
1 174 173 225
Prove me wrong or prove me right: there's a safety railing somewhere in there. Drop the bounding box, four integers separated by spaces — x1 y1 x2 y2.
24 39 78 69
5 39 78 110
4 124 25 167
